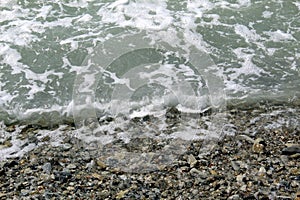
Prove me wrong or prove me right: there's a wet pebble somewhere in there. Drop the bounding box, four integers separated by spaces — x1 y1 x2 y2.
0 106 299 199
42 162 52 174
282 144 300 155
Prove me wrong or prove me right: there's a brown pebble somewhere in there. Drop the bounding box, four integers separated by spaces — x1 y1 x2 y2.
252 138 265 153
295 191 300 200
5 125 15 132
96 160 107 169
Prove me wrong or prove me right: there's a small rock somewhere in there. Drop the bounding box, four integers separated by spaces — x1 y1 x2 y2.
252 138 265 153
67 186 75 191
62 143 72 150
4 140 12 147
91 173 103 180
5 125 15 132
55 171 72 183
161 191 168 197
86 160 95 170
231 161 240 171
258 166 266 177
236 134 255 143
290 153 300 158
0 192 6 198
0 141 12 150
236 174 245 183
116 189 129 199
210 170 217 176
188 154 197 167
239 184 247 192
23 167 32 174
282 144 300 155
290 180 299 188
21 189 29 196
295 191 300 200
189 168 207 178
41 135 50 142
228 194 241 200
192 189 198 195
66 164 76 169
289 167 300 175
42 162 52 174
96 160 107 169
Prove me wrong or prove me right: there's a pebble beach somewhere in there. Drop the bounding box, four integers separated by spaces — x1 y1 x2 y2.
0 106 299 200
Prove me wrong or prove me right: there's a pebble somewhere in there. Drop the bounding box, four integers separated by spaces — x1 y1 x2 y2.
295 192 300 200
258 166 266 177
99 189 110 198
252 138 265 153
236 174 245 183
66 164 76 169
61 143 72 150
67 186 75 191
96 160 107 169
187 154 197 167
86 160 95 170
0 193 6 198
228 194 241 200
190 168 208 179
42 162 52 174
116 189 129 199
231 161 240 171
236 134 255 143
282 144 300 155
0 141 12 150
5 125 15 132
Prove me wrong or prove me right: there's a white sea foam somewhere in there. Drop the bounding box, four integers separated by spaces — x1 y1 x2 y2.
0 0 299 126
98 0 173 31
264 30 296 42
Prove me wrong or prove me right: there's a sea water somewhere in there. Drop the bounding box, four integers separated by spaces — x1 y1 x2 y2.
1 0 299 125
0 0 299 171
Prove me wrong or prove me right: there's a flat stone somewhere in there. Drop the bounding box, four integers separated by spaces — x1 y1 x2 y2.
228 194 241 200
96 160 107 169
5 125 15 132
0 192 6 198
67 186 75 191
187 154 197 167
66 164 76 169
189 168 208 178
282 145 300 155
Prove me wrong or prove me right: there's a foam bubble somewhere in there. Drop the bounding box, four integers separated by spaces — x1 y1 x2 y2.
264 30 296 42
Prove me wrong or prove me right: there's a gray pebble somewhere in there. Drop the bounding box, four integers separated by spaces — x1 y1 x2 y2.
42 162 52 174
282 145 300 155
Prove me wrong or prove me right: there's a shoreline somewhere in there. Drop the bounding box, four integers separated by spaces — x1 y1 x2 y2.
1 94 300 127
0 106 299 199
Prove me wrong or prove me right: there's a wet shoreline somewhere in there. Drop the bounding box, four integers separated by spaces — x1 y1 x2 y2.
0 106 299 199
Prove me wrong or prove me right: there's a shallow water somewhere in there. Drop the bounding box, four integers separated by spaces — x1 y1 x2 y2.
0 0 299 125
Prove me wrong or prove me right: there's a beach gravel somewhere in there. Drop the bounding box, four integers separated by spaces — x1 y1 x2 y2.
0 106 299 199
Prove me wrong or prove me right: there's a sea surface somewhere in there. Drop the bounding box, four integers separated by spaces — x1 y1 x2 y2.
0 0 299 170
0 0 299 125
